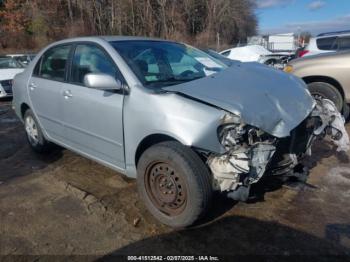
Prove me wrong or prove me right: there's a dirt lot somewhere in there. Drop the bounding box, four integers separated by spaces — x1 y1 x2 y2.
1 100 350 260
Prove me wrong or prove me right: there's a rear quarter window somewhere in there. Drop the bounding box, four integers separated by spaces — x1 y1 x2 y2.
338 37 350 51
316 37 338 51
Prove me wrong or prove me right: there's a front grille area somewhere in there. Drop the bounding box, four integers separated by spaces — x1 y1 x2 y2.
0 79 13 94
266 116 318 175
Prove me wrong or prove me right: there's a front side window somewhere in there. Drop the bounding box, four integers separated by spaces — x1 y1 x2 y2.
39 45 71 81
317 37 338 51
110 41 227 88
70 44 117 85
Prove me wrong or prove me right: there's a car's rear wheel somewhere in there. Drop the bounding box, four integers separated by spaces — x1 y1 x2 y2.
264 59 276 67
24 109 52 153
307 82 343 112
137 141 212 228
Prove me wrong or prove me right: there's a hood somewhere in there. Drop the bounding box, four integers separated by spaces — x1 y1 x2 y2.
164 63 315 138
0 69 24 81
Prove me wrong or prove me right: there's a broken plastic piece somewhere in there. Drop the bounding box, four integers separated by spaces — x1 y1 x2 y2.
312 99 350 152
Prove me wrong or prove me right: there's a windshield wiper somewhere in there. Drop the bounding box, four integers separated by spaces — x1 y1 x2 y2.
145 76 205 88
151 76 203 83
152 77 187 83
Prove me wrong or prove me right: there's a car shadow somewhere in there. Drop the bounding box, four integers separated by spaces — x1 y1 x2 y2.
303 140 350 171
0 143 64 182
97 216 350 260
0 103 64 182
195 176 288 226
326 224 350 244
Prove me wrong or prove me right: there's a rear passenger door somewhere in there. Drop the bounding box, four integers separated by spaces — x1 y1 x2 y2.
61 43 125 169
28 44 72 142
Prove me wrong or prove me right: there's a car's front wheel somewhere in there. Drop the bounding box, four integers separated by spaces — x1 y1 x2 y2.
24 109 52 153
137 141 212 228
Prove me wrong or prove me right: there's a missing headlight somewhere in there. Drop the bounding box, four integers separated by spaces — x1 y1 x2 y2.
211 120 277 193
218 122 275 152
218 123 246 151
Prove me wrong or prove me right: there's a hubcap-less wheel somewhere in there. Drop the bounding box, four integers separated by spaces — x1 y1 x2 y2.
25 115 39 146
145 162 187 216
137 141 213 227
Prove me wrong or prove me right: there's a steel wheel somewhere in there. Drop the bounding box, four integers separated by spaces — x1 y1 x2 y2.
144 161 187 216
25 115 39 146
137 141 212 227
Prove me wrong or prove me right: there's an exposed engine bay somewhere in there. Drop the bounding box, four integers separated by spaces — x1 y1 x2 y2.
208 99 350 201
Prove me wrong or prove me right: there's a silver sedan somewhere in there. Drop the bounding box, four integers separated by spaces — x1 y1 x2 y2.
12 36 348 227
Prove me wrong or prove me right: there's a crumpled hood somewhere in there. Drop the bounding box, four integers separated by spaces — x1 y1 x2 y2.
164 62 315 138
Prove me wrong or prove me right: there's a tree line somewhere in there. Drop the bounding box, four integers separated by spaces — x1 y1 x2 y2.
0 0 257 52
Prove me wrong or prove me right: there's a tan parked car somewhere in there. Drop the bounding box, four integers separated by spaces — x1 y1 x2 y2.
285 51 350 117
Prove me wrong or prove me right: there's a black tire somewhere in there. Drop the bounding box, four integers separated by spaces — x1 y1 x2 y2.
307 82 343 112
23 109 52 153
342 103 350 121
264 59 276 67
137 141 212 228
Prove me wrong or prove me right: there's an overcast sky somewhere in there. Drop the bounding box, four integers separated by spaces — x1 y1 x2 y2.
256 0 350 35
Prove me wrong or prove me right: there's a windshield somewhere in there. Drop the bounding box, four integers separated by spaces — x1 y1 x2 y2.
0 57 25 69
110 40 227 88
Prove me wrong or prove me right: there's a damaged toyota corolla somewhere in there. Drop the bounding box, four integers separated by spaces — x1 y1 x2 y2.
12 37 349 228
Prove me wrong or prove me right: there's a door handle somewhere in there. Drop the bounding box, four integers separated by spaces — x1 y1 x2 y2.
63 90 73 99
29 82 37 91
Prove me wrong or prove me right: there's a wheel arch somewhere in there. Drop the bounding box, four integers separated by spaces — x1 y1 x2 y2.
302 75 345 100
135 134 180 167
20 103 30 119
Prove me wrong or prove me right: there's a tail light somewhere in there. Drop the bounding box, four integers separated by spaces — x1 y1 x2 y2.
298 50 309 57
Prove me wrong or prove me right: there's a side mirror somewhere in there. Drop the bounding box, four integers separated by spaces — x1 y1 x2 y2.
83 73 122 91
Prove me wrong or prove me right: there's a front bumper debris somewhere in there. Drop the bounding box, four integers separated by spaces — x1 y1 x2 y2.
311 99 350 152
208 143 276 192
208 99 349 201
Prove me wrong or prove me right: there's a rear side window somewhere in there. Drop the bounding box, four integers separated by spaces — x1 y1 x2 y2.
37 45 71 81
70 44 118 85
33 58 41 76
316 37 338 50
338 37 350 51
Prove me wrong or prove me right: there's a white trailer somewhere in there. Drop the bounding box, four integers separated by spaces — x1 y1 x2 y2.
268 33 296 52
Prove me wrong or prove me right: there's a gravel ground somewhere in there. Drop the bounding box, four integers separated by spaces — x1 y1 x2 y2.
0 100 350 261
